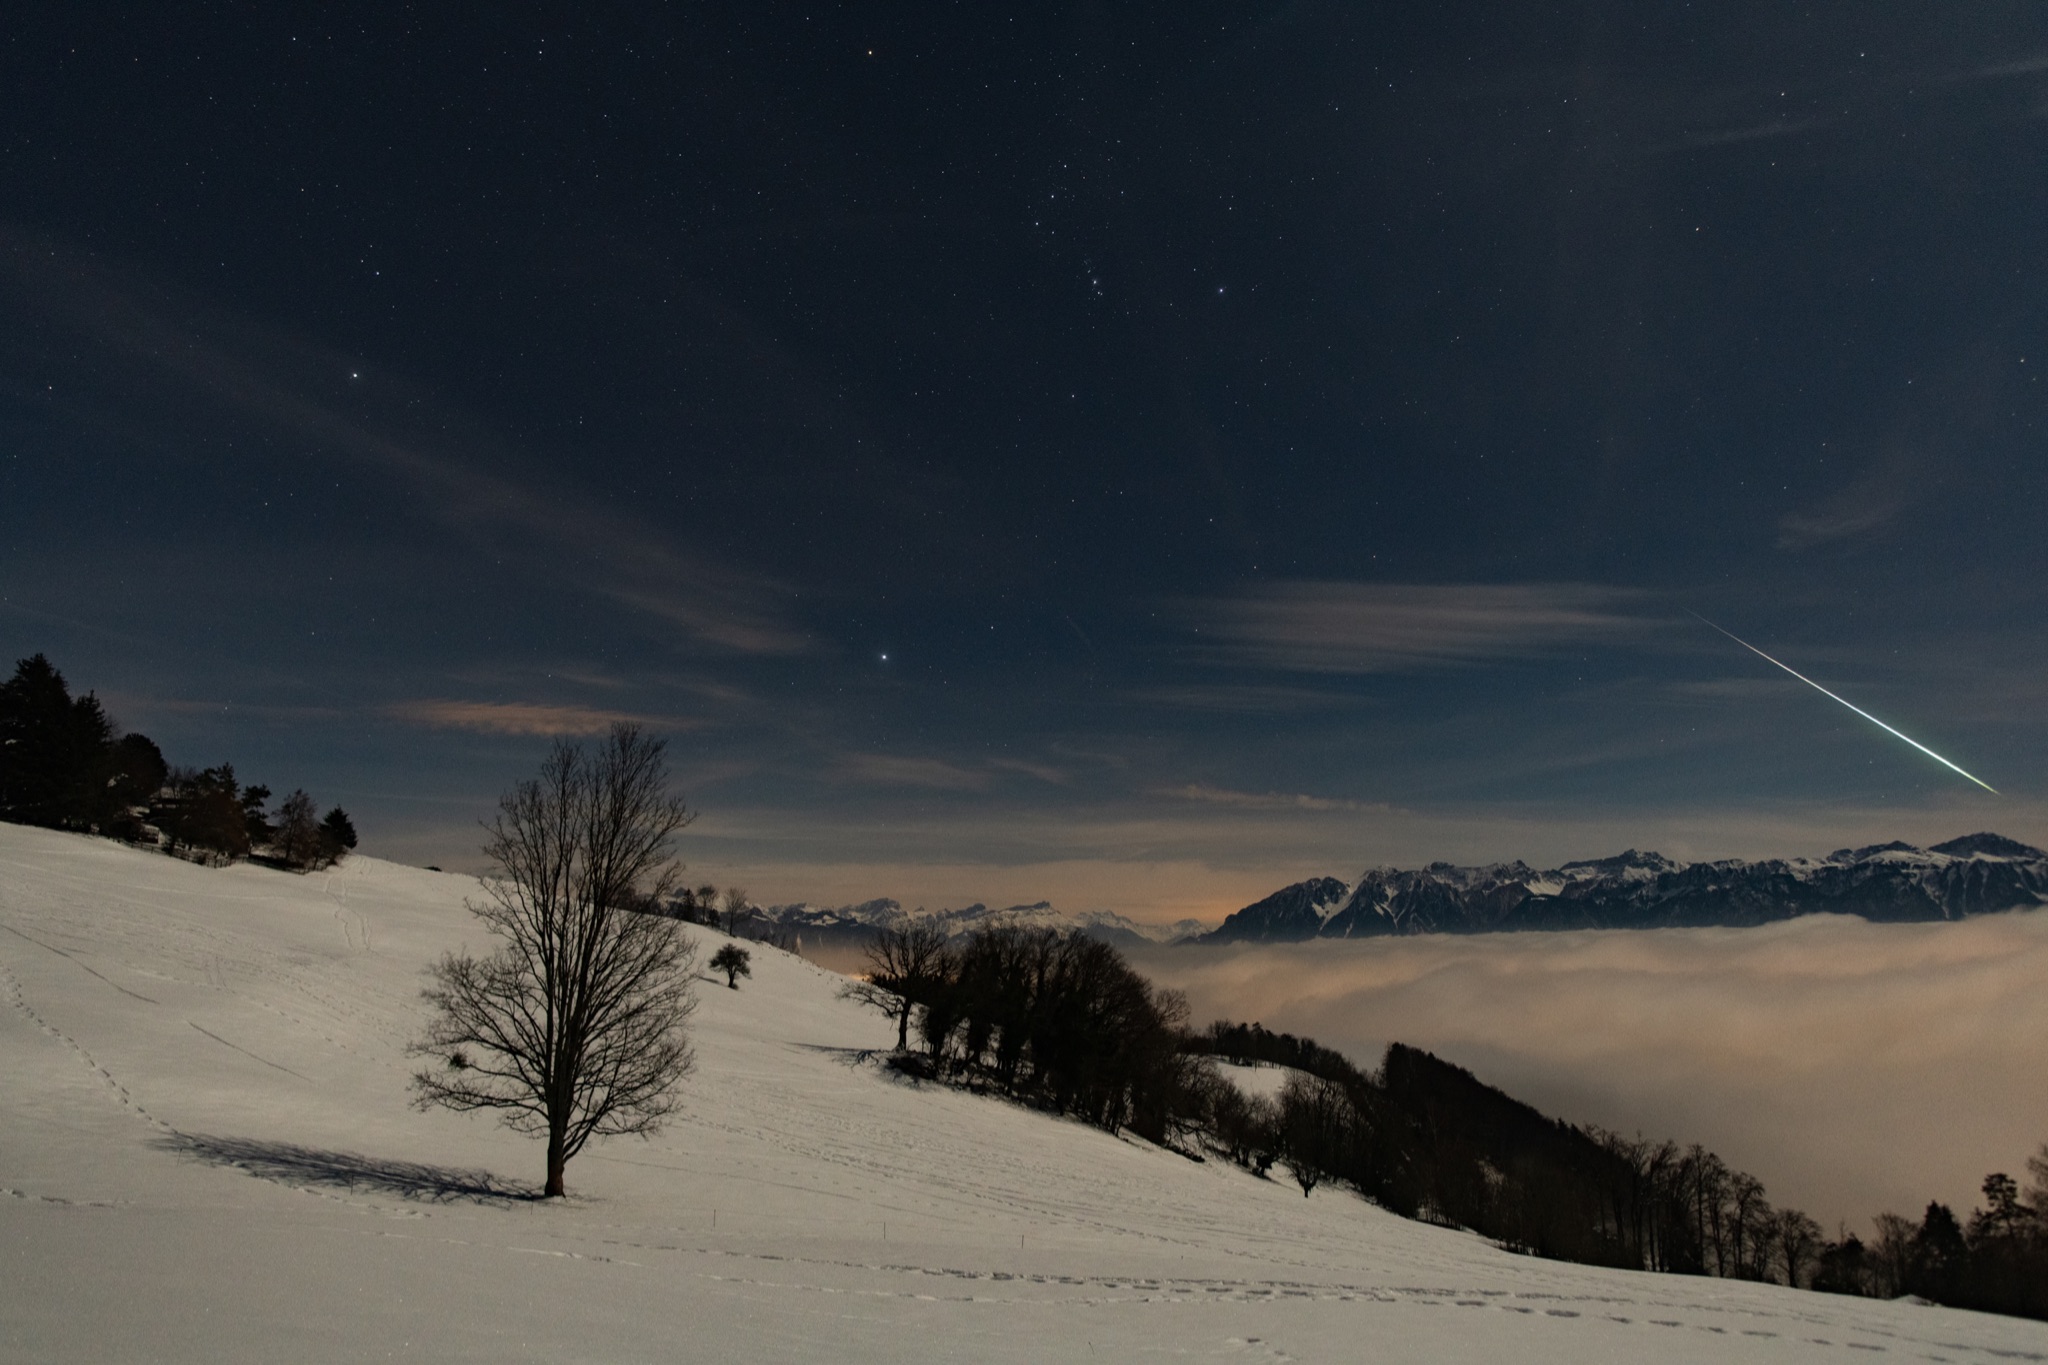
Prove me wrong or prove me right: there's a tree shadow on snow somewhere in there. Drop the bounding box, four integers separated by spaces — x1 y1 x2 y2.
157 1132 544 1203
789 1042 884 1064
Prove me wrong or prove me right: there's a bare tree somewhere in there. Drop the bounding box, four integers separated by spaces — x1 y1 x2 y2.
840 918 951 1051
410 724 698 1197
1869 1212 1918 1297
1726 1170 1773 1279
720 886 750 935
2025 1142 2048 1216
1278 1072 1350 1198
1774 1208 1824 1288
274 788 325 869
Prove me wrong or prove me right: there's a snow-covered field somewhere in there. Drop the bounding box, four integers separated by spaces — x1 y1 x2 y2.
3 824 2043 1363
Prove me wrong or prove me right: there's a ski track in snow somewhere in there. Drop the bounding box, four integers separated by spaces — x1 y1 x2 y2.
2 825 2045 1363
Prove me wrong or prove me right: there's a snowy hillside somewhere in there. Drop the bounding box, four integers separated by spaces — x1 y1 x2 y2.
1213 1060 1301 1103
2 823 2041 1362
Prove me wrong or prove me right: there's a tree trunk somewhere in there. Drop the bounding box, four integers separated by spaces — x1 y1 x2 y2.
896 1004 909 1051
546 1128 567 1197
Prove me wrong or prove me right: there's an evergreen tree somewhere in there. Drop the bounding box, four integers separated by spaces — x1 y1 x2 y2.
319 807 358 857
1909 1202 1969 1302
104 733 167 809
239 784 273 844
0 654 115 828
1811 1233 1873 1296
159 764 253 862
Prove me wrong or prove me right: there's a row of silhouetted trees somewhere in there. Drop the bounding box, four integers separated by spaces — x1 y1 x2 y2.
847 921 1207 1143
651 884 799 952
1189 1021 2048 1317
0 653 356 871
1818 1170 2048 1319
1186 1024 1809 1273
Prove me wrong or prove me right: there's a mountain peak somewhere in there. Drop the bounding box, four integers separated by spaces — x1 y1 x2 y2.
1930 833 2047 860
1199 876 1350 944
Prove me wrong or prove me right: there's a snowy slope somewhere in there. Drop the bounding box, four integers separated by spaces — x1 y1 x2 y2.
2 824 2041 1363
1213 1061 1301 1103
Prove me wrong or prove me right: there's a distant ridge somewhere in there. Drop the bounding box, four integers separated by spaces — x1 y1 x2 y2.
1200 834 2048 942
744 897 1209 953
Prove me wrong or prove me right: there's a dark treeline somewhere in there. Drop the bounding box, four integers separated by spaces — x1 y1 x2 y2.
650 884 800 953
0 653 357 871
850 931 2048 1320
846 921 1206 1143
1194 1023 2048 1317
1825 1172 2048 1320
1188 1020 1372 1089
1190 1024 1789 1272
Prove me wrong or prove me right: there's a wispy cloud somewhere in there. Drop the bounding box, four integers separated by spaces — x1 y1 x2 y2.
386 700 683 737
833 752 991 791
1677 116 1837 148
1154 783 1390 814
1971 53 2048 79
1663 676 1809 703
988 757 1071 785
1129 683 1361 714
101 695 345 723
0 227 811 655
1186 581 1648 673
1777 456 1911 550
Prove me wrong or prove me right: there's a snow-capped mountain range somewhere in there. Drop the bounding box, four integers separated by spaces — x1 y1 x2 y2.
750 896 1209 951
736 833 2048 952
1201 833 2048 942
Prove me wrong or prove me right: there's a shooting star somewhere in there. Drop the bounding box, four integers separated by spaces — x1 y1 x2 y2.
1690 612 1997 794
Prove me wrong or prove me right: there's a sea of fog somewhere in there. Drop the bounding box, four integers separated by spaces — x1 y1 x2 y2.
1129 911 2048 1234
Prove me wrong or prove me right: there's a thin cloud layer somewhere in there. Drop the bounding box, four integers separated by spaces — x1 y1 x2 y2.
1777 454 1913 550
1129 683 1360 714
1678 116 1838 148
833 752 992 791
1972 54 2048 79
1155 783 1389 814
1 228 812 656
1188 582 1648 674
387 700 676 737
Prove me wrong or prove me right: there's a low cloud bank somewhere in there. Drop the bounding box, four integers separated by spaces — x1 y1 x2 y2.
1135 911 2048 1232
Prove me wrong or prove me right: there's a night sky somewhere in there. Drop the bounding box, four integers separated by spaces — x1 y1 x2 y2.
5 4 2045 920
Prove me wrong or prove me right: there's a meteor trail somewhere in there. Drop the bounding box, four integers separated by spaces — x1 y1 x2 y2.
1689 612 1998 794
